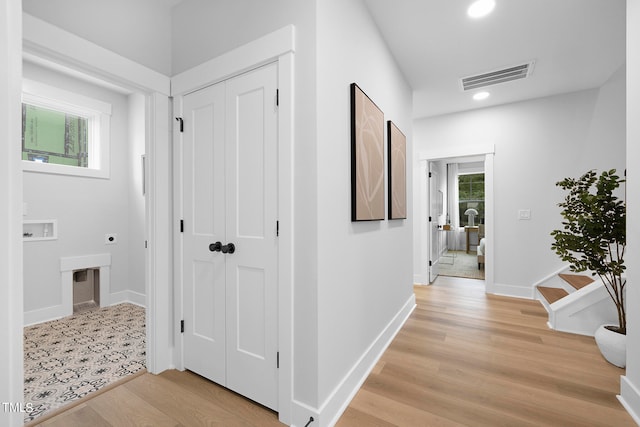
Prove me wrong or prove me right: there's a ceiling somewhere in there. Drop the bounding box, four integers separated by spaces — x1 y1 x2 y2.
363 0 626 119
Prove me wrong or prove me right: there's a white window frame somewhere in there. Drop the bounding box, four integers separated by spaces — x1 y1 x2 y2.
21 79 112 179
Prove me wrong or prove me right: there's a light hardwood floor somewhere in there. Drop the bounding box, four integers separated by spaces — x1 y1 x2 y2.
32 276 636 426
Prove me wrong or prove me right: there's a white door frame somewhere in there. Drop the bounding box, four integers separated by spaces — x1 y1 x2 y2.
2 2 24 426
171 25 295 425
427 163 440 283
21 14 174 375
418 144 495 292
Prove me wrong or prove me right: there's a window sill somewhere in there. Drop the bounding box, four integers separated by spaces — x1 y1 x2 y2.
22 160 110 179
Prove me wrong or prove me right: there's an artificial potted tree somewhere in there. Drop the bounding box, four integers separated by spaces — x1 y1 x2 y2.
550 169 626 367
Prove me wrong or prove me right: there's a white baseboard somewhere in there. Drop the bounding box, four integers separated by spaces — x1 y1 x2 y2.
24 290 146 326
619 376 640 425
413 273 427 285
110 290 146 307
290 293 416 427
291 399 320 427
24 305 68 326
488 282 535 299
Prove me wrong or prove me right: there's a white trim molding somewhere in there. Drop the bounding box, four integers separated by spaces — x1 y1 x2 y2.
418 143 495 162
22 13 169 95
490 282 536 299
145 92 173 375
110 290 146 307
171 25 295 96
619 376 640 425
1 1 25 425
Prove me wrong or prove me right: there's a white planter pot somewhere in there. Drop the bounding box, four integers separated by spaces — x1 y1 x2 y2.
594 324 626 368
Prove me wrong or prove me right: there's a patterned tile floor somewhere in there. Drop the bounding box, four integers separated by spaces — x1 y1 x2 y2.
23 303 146 423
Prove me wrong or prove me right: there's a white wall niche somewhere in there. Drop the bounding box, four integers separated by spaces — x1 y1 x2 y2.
23 219 57 241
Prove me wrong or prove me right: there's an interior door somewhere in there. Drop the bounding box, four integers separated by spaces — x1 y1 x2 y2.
182 62 279 410
182 81 226 385
224 64 279 410
428 165 440 282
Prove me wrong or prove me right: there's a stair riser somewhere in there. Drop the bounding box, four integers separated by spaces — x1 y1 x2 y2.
536 289 553 313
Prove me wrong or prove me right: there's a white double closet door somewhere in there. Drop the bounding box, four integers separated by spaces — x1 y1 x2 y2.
181 63 279 410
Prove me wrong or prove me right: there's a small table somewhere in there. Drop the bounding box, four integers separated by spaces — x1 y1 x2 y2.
465 226 479 253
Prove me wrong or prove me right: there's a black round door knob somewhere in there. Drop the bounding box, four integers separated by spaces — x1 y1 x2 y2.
209 241 222 252
221 243 235 254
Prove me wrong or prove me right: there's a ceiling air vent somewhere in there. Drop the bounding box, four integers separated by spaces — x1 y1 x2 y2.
461 61 535 91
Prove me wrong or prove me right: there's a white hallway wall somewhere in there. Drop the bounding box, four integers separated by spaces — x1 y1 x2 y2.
413 67 626 297
316 0 414 422
621 0 640 422
22 62 145 322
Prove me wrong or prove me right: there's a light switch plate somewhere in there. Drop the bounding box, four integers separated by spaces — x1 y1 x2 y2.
518 209 531 220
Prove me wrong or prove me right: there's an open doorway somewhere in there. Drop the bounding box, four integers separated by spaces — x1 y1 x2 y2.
21 56 148 423
435 160 485 281
417 146 494 290
9 14 174 427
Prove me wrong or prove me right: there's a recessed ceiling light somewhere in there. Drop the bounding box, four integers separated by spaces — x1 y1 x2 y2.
467 0 496 18
473 91 490 101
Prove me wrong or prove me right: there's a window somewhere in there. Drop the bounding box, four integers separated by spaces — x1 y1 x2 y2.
22 104 89 167
22 79 111 178
458 173 484 226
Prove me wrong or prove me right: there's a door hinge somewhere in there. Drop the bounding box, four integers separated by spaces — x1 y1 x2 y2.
175 117 184 133
429 171 432 178
276 89 279 107
429 260 432 267
180 320 184 333
429 216 432 222
145 240 148 249
277 351 279 369
180 219 184 233
276 220 279 237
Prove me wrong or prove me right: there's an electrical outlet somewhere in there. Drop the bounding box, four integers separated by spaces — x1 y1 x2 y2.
105 233 118 245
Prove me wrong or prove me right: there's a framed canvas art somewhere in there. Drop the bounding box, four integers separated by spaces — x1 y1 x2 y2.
351 83 385 221
388 120 406 219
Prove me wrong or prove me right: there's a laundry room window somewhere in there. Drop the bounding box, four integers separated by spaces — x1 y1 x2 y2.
22 79 112 178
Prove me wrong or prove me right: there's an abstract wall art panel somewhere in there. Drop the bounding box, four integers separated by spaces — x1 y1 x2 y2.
351 83 385 221
388 121 407 219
